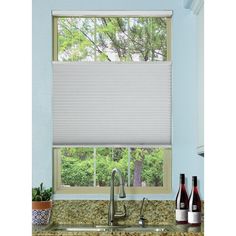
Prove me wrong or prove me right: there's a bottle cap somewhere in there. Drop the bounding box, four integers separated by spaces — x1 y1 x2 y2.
192 176 197 186
180 174 185 184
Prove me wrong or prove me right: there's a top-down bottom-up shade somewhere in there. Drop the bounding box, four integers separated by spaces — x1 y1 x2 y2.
52 62 172 146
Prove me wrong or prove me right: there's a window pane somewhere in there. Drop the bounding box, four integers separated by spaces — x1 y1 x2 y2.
58 18 95 61
129 18 167 61
96 148 128 186
59 147 165 188
60 147 94 186
96 18 129 62
56 17 168 62
130 148 164 187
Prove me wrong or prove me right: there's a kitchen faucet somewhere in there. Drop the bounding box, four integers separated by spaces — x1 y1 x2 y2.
138 197 148 227
108 168 126 226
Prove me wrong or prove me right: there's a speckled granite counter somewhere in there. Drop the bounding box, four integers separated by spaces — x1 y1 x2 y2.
33 231 203 236
32 225 204 236
50 200 178 225
32 200 204 236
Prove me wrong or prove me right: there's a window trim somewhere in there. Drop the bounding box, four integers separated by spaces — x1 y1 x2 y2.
52 11 173 195
166 18 172 61
52 12 172 61
52 16 58 61
53 148 172 194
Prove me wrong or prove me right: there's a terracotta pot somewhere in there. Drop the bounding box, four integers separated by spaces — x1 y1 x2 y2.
32 200 52 225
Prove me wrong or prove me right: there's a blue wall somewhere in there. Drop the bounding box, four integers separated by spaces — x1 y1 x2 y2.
32 0 204 200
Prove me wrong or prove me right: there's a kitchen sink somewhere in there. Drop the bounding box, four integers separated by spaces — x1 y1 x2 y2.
49 224 175 232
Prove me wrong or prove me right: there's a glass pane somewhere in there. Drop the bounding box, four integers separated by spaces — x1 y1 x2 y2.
129 18 167 61
57 17 168 62
60 147 94 186
96 18 129 62
59 147 165 188
58 18 95 61
96 148 128 186
130 148 164 187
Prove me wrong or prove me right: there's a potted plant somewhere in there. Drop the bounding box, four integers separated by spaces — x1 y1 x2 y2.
32 183 53 225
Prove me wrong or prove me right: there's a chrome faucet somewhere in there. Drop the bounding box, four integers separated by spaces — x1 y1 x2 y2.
108 168 126 226
138 197 148 227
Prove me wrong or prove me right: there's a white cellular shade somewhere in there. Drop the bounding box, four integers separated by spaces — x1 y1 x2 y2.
52 62 172 146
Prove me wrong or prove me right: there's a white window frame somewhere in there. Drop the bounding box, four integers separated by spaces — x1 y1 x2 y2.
53 147 172 194
52 11 172 61
52 11 172 195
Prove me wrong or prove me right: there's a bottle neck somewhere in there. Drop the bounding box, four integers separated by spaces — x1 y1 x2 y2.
180 184 187 192
192 186 198 193
180 174 185 185
191 183 199 195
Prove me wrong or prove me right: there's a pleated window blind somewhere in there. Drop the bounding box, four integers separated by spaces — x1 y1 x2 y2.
52 62 172 146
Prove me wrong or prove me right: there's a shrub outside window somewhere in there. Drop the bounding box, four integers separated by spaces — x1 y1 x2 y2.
54 147 171 194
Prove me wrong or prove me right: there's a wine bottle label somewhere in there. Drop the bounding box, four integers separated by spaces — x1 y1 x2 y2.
180 202 185 208
188 212 201 224
176 209 188 221
192 205 197 211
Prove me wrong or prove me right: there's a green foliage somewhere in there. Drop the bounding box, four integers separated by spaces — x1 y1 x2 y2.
96 148 128 186
141 148 164 186
60 147 163 187
61 156 94 186
57 17 167 62
130 148 163 186
32 183 52 201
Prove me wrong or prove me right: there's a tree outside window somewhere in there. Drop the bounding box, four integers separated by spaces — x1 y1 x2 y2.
57 17 168 62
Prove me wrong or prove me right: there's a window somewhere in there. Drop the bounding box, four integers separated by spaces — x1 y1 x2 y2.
54 147 171 194
53 13 171 61
52 11 172 195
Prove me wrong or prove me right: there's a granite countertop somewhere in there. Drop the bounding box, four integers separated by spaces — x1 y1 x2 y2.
32 200 204 236
32 223 204 236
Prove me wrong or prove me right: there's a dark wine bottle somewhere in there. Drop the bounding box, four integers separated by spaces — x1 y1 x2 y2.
175 174 189 224
188 176 201 226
